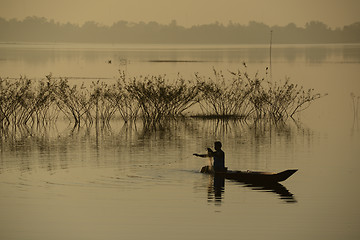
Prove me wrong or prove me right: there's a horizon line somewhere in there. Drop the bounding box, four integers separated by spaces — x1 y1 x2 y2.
1 15 359 29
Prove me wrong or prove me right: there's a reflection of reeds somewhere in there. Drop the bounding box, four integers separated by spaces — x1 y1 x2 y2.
0 116 304 143
0 117 312 166
0 67 325 129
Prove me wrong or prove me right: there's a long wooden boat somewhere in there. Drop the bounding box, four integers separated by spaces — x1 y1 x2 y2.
200 165 297 183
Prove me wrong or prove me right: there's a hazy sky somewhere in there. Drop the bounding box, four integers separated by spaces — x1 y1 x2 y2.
0 0 359 28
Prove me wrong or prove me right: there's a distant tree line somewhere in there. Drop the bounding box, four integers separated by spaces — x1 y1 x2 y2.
0 16 359 44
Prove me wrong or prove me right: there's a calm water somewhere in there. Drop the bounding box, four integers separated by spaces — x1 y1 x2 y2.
1 43 360 240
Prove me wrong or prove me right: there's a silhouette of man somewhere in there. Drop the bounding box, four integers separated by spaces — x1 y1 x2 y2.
194 141 226 172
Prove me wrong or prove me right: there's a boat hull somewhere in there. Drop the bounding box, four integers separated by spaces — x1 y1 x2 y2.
200 166 297 183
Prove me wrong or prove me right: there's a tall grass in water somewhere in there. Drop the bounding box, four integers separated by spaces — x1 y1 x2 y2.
195 68 252 118
108 72 141 122
195 66 326 121
55 78 93 125
0 77 58 126
1 67 325 130
125 73 199 125
258 78 325 121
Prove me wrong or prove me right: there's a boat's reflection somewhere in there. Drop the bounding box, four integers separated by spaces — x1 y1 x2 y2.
207 175 297 205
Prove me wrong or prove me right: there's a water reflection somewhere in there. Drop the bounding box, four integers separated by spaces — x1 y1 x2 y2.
207 175 225 206
243 182 296 203
206 174 296 205
1 118 313 172
1 44 359 65
1 44 359 78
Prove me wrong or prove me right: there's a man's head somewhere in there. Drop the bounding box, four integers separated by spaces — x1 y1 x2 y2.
214 141 222 150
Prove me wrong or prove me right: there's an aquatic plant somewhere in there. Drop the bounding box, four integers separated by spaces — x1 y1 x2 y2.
0 77 28 125
21 78 58 125
54 78 93 125
107 71 141 122
195 68 252 118
0 66 325 129
194 66 326 122
89 80 117 124
249 79 326 121
288 87 324 118
0 77 58 126
124 74 199 124
88 74 140 124
241 71 268 120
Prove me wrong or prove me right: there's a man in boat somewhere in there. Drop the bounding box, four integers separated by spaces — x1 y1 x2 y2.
193 141 226 173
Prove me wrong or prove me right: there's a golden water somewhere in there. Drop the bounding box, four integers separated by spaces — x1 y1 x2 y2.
1 43 360 240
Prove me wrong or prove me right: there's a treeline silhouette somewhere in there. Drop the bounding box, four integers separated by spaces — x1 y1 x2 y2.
0 16 359 44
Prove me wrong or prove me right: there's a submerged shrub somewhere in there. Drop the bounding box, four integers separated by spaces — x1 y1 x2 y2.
259 78 326 121
124 74 199 123
195 68 252 118
195 67 326 121
103 72 140 122
55 78 93 125
0 77 29 125
0 66 325 129
0 77 58 126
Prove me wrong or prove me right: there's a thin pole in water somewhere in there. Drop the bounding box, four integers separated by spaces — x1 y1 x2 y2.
269 30 273 78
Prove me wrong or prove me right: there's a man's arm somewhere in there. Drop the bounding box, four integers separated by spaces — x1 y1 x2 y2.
193 153 209 158
194 148 215 158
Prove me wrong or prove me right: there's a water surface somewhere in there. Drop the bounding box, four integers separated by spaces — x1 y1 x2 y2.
1 43 360 240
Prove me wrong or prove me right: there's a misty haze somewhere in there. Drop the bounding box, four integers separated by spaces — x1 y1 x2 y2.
1 17 360 44
1 1 360 240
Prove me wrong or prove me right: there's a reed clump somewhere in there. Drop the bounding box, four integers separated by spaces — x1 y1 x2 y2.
0 67 325 129
124 73 199 124
0 77 58 126
55 78 94 125
251 77 325 121
195 68 252 118
195 66 326 121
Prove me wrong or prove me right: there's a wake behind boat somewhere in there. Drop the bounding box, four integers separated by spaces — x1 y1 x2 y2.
200 165 298 183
